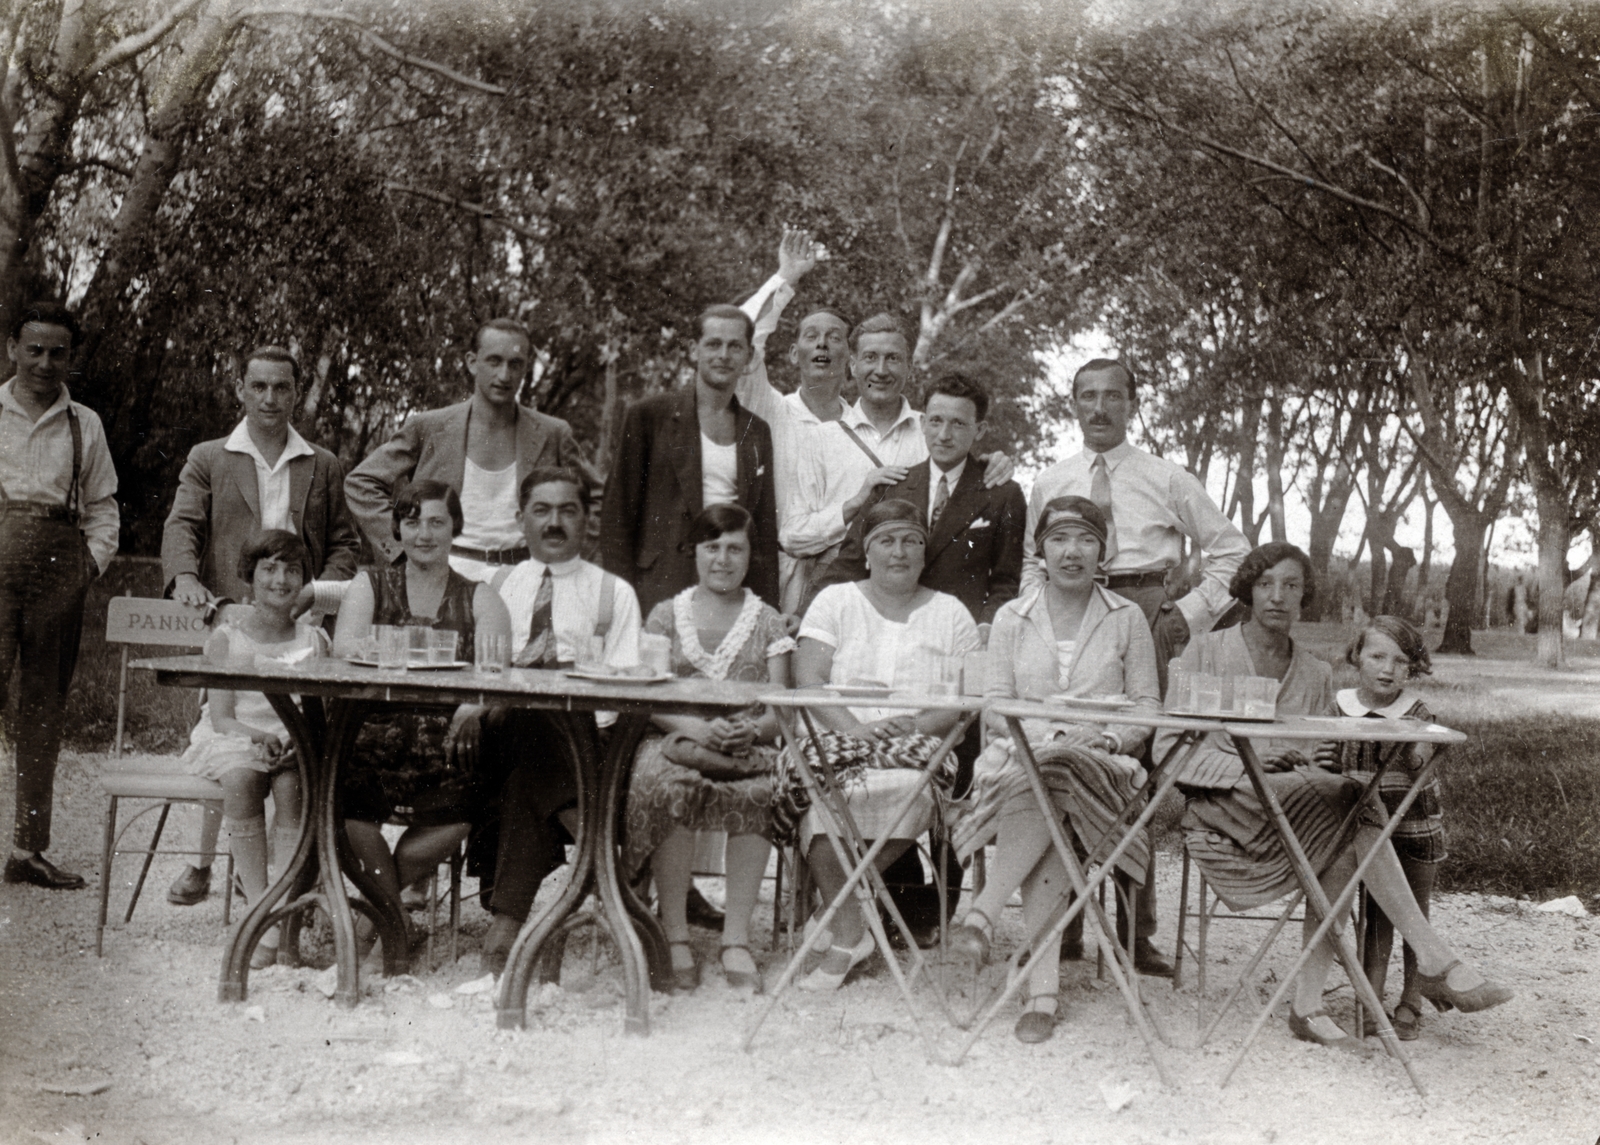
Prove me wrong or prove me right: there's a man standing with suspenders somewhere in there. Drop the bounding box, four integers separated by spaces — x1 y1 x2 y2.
0 302 119 889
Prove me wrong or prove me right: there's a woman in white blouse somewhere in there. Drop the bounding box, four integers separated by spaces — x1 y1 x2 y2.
778 499 980 991
950 496 1160 1043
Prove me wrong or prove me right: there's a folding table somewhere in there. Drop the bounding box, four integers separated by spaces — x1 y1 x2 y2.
743 688 982 1054
946 699 1216 1081
1205 714 1464 1097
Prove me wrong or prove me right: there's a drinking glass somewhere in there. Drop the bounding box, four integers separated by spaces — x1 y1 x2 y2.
574 635 606 673
429 629 459 665
476 632 508 674
1191 673 1223 715
1241 675 1278 720
1220 673 1237 714
407 625 431 666
376 625 408 670
638 632 672 675
926 656 960 697
1166 662 1190 712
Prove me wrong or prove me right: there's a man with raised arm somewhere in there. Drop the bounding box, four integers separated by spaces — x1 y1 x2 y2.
1024 357 1251 977
345 318 599 584
0 301 119 890
160 344 360 907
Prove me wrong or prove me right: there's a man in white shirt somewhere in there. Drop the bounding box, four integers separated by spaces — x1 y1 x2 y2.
1025 358 1250 977
160 345 360 907
475 467 642 974
0 302 119 890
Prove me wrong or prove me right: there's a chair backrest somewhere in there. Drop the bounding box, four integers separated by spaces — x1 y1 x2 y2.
105 596 215 648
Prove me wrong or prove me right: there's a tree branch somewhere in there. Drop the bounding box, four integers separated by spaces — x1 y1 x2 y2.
235 7 507 95
86 0 210 78
384 180 539 239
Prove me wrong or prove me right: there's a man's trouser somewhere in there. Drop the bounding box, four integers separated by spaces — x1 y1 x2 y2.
0 508 94 854
471 710 584 924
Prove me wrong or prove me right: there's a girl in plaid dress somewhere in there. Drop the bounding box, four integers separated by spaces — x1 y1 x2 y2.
1334 615 1446 1040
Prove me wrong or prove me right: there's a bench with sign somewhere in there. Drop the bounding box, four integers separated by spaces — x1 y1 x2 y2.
96 595 239 956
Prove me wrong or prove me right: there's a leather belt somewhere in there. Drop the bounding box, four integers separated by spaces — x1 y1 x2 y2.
1104 569 1170 590
0 500 75 522
450 543 530 566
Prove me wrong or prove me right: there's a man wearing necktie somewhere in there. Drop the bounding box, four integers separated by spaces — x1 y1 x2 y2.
1022 358 1250 977
469 467 643 974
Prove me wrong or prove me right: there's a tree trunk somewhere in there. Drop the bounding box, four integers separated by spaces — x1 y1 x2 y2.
1438 507 1486 654
1533 477 1568 668
1381 543 1416 619
1263 393 1288 543
1302 458 1355 622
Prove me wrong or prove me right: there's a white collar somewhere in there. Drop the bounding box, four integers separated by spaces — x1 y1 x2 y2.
0 377 72 422
1336 688 1413 718
843 397 918 435
931 456 968 488
525 554 588 579
225 419 314 470
1083 440 1136 471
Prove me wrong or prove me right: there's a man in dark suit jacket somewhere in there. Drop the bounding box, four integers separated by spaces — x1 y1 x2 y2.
599 304 781 614
159 345 361 905
814 373 1025 637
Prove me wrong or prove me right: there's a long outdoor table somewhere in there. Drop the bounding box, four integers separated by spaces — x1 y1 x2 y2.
135 654 769 1035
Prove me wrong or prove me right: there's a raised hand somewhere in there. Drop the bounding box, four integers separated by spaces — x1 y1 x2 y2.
778 225 818 284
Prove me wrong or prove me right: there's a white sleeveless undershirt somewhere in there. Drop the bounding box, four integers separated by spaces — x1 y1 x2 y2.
456 458 523 549
701 434 738 507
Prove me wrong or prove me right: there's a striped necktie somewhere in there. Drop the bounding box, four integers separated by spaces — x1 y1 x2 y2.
515 568 558 668
1090 452 1118 565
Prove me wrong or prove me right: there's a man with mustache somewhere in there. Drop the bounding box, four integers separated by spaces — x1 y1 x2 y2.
159 345 361 907
345 318 599 584
472 467 643 974
1023 358 1250 977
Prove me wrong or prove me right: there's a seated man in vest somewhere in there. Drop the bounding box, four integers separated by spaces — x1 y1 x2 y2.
472 466 642 974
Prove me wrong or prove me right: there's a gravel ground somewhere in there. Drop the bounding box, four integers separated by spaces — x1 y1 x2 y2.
1 746 1596 1145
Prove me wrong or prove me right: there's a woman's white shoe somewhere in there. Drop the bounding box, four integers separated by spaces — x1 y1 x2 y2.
798 930 875 992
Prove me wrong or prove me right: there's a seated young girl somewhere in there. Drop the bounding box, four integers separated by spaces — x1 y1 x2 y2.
180 530 326 968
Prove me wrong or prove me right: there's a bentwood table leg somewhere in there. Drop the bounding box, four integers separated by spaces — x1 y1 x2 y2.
498 712 658 1034
220 693 326 1003
1221 738 1427 1097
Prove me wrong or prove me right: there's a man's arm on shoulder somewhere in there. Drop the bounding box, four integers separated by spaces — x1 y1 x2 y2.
1170 466 1250 633
980 481 1028 625
161 441 215 593
345 415 424 564
548 414 605 492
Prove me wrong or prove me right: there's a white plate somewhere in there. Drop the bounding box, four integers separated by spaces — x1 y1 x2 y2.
823 682 894 698
1045 695 1135 711
345 658 470 671
564 670 674 685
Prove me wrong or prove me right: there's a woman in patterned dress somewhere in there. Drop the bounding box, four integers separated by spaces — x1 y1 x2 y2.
623 504 793 993
1157 542 1509 1051
332 480 511 965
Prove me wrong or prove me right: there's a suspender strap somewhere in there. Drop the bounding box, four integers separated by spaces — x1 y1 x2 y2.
836 422 885 468
65 403 82 526
489 566 512 594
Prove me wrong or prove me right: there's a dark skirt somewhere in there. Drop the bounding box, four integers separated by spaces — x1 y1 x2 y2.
621 735 779 877
342 708 478 827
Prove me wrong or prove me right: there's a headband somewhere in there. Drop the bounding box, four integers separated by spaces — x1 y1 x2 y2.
1035 496 1108 557
864 517 928 551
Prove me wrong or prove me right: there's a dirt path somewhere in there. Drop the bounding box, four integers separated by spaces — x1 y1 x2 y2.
1 747 1595 1145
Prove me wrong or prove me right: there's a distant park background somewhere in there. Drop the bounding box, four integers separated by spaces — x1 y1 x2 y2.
1 0 1597 898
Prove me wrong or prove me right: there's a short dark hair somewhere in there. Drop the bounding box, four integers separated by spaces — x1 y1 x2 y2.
1229 541 1317 610
236 529 312 585
926 372 989 422
798 306 852 333
11 300 80 346
518 466 591 511
686 503 753 549
1347 615 1432 678
849 312 912 353
393 479 464 541
1072 358 1137 403
472 318 531 355
243 345 300 385
694 304 755 343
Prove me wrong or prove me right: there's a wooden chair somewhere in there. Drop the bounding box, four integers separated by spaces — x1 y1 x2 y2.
95 595 237 956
